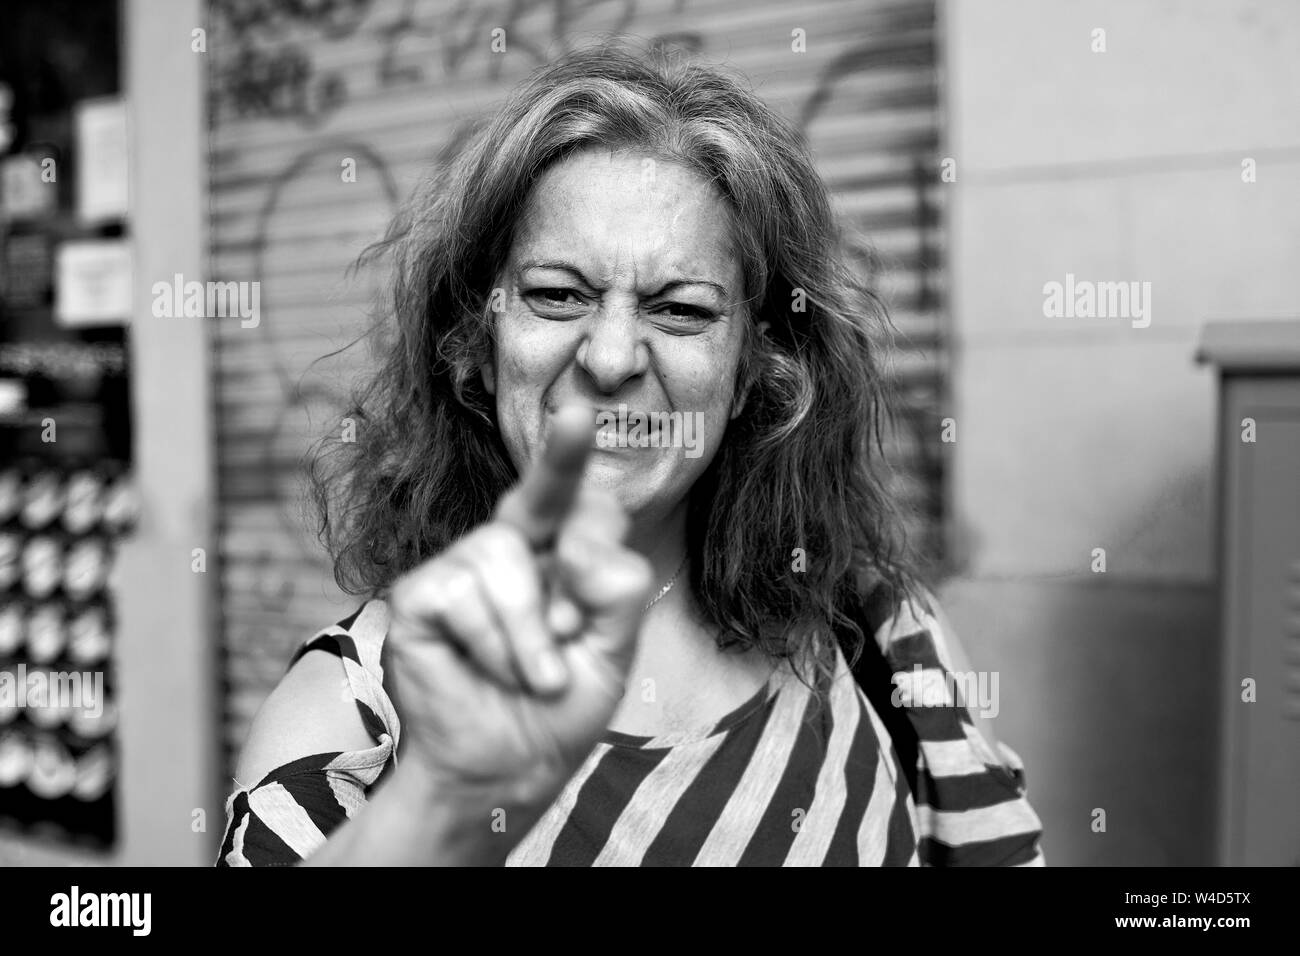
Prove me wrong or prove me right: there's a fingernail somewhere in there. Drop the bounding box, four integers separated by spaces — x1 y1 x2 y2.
548 597 582 638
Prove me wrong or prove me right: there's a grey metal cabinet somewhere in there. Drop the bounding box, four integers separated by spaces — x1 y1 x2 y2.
1197 319 1300 866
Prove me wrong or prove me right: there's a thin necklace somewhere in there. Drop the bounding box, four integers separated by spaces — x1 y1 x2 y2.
644 554 688 612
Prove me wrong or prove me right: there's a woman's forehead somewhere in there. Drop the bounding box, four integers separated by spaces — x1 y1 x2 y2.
511 149 742 286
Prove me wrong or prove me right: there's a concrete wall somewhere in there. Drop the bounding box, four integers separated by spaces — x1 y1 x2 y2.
939 0 1300 864
117 0 220 866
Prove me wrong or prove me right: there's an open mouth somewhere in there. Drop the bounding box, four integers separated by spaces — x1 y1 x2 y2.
547 405 663 432
544 404 697 457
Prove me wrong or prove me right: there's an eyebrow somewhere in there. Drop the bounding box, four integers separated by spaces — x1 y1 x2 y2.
516 259 731 300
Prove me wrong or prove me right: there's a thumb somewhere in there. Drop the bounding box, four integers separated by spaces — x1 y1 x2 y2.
554 531 653 678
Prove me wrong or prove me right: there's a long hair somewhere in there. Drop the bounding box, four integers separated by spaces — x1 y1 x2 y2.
309 41 928 685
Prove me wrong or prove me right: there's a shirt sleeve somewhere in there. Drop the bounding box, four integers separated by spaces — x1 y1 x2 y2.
215 746 392 866
215 603 400 867
877 595 1047 867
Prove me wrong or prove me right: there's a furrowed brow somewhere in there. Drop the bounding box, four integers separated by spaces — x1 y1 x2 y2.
652 278 730 300
516 259 595 286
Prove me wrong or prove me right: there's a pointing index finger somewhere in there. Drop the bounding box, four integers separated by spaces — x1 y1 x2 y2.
494 404 594 549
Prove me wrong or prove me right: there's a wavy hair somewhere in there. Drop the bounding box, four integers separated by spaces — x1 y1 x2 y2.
310 41 928 684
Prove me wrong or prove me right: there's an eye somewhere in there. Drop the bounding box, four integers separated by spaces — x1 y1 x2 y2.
652 302 715 322
523 288 586 315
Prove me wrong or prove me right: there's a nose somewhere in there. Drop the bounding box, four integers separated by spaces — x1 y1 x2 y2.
575 300 648 393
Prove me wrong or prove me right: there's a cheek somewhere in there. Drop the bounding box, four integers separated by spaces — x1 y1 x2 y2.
683 367 734 419
663 340 744 447
493 313 575 400
681 326 746 404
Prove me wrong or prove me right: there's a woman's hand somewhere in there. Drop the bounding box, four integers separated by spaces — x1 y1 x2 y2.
381 406 652 855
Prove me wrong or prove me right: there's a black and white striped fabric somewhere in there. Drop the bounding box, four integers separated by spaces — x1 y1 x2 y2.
216 597 1045 866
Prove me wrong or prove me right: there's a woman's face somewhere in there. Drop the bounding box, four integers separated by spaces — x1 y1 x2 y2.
483 147 753 523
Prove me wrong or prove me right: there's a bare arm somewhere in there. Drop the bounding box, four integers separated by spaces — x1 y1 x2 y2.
231 650 508 866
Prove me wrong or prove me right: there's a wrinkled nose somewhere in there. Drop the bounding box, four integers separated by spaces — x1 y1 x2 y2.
575 303 648 393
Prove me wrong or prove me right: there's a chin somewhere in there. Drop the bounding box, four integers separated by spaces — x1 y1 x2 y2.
583 454 675 517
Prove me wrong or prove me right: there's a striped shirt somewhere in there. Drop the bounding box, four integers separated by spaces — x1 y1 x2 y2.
216 597 1045 866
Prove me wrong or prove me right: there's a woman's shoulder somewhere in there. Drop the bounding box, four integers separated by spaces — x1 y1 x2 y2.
854 584 1046 864
288 598 394 682
863 584 1009 756
232 599 399 793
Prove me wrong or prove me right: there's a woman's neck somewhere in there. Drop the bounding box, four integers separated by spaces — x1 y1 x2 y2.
625 501 691 596
608 504 777 738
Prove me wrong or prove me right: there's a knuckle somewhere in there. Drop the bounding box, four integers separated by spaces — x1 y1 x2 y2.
438 560 479 604
389 574 415 611
475 521 524 555
616 552 654 597
555 527 596 571
495 579 540 620
388 572 429 623
477 527 542 610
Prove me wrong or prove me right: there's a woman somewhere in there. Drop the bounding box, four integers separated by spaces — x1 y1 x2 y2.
217 44 1045 867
